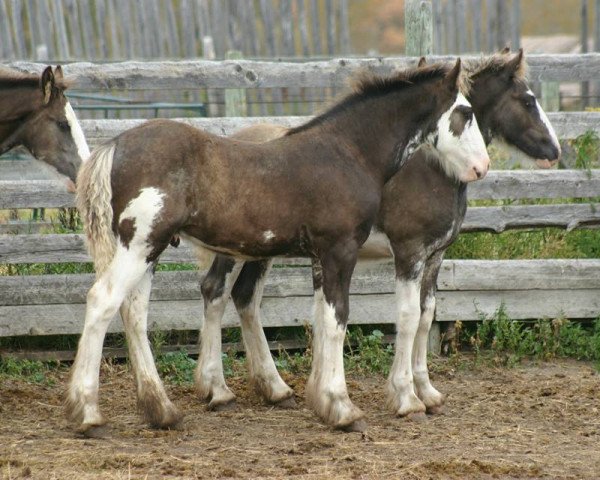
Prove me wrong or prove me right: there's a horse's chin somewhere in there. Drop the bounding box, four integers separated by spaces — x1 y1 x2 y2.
64 178 77 193
535 159 558 169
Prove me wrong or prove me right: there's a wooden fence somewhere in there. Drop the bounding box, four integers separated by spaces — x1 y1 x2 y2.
0 0 351 61
1 55 600 353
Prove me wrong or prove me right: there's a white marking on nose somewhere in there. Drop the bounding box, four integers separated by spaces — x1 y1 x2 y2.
526 89 561 156
263 230 276 242
65 101 91 161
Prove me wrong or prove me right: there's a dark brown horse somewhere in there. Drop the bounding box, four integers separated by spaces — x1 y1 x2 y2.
70 60 490 435
0 66 89 186
193 50 561 420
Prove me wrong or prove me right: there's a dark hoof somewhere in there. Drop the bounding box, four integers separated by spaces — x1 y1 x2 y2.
406 412 427 423
273 397 297 409
426 405 445 415
208 399 237 412
340 418 368 433
78 424 110 439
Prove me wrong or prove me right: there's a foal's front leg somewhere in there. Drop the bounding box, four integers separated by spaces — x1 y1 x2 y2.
231 259 295 406
306 253 365 431
120 269 182 428
386 250 427 418
195 257 243 410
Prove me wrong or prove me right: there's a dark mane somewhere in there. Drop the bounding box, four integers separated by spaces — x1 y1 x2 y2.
466 53 528 82
287 64 453 136
0 69 40 89
0 68 71 90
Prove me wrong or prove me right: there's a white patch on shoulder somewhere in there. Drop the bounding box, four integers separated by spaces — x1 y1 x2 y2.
262 230 276 242
119 187 165 251
64 101 90 161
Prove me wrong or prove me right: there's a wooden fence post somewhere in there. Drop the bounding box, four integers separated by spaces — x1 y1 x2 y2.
225 50 247 117
405 0 441 354
581 0 589 109
405 0 433 57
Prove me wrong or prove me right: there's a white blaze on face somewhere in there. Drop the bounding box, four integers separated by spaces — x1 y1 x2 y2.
435 93 490 183
119 187 165 252
526 89 562 157
65 101 91 162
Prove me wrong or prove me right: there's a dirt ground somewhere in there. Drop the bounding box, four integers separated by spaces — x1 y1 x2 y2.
1 358 599 480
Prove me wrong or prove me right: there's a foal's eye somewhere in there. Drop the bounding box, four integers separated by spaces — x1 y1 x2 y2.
57 120 70 131
523 97 536 109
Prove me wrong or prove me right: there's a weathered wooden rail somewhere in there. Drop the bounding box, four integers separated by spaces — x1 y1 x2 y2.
6 54 600 88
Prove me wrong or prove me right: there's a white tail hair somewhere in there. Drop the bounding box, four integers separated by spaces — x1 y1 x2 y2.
76 142 117 276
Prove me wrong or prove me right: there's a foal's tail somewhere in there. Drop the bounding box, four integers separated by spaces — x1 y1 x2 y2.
76 142 117 276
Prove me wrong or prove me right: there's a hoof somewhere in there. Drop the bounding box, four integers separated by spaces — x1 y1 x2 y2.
340 418 368 433
406 412 427 423
77 424 109 439
426 404 445 415
208 399 237 412
273 397 297 409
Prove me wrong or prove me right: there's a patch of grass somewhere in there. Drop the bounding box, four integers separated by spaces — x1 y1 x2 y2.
571 130 600 171
0 357 59 385
462 305 600 369
446 228 600 260
344 327 394 375
155 349 197 385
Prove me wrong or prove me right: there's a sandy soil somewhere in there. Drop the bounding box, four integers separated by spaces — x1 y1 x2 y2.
1 358 599 479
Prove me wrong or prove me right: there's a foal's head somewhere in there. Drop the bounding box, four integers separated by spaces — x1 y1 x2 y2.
0 66 89 183
467 49 561 164
409 60 490 182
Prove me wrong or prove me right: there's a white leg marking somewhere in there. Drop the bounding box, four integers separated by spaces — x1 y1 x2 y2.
65 101 90 162
412 294 445 411
306 288 363 428
237 260 294 403
195 264 243 408
387 278 426 416
67 244 153 429
121 270 181 427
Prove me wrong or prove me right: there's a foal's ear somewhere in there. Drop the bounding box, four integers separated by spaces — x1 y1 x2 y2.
54 65 64 81
504 48 524 79
418 56 427 67
443 58 461 92
41 66 55 104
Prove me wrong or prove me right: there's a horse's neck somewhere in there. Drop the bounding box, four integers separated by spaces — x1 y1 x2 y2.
0 87 41 124
325 93 426 185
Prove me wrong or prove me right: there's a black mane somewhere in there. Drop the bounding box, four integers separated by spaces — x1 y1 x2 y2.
0 70 40 89
287 64 452 136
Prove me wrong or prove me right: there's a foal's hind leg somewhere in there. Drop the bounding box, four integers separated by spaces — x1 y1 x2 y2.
120 269 182 428
195 256 243 410
66 245 153 434
306 252 365 431
231 259 295 407
412 252 445 414
386 250 427 419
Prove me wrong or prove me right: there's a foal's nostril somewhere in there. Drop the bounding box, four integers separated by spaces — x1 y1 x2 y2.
473 166 483 179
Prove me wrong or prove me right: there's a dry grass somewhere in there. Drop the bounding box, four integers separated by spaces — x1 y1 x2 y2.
1 358 599 479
